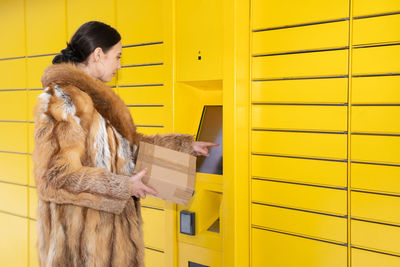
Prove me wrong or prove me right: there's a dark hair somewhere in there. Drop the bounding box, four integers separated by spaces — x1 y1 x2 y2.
53 21 121 64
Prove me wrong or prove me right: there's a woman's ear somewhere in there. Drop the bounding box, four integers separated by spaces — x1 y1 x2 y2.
93 47 103 62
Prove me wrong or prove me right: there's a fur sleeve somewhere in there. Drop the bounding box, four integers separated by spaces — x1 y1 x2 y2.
33 86 131 215
137 133 196 155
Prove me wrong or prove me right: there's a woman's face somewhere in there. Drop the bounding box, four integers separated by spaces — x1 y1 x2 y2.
93 41 122 82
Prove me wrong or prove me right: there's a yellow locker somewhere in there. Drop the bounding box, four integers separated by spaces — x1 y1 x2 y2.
0 213 28 266
252 21 349 55
178 242 222 267
252 179 347 216
121 44 164 66
352 219 400 255
252 78 348 104
351 135 400 165
0 59 26 90
0 122 28 153
252 105 347 131
252 50 348 79
116 0 163 45
251 228 347 267
252 0 349 30
352 248 400 267
352 191 400 225
252 204 347 243
141 197 166 210
27 56 53 89
351 163 400 195
0 182 27 217
252 155 347 187
28 155 35 186
0 153 27 185
352 106 400 134
29 220 40 267
352 76 400 104
128 106 166 126
25 0 66 55
29 188 38 220
28 123 35 154
118 86 168 106
118 65 164 86
145 248 164 267
28 90 42 122
0 0 25 58
141 207 165 251
0 90 27 121
353 14 400 46
353 0 400 17
252 131 347 160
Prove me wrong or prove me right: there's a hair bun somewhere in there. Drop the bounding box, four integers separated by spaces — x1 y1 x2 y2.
59 43 83 63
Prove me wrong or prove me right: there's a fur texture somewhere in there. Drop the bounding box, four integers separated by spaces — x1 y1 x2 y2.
34 63 196 267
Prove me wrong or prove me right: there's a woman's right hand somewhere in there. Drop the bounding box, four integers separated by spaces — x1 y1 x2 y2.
130 168 158 199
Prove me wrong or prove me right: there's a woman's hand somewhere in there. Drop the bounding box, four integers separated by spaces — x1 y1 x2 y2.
192 141 219 157
130 168 158 199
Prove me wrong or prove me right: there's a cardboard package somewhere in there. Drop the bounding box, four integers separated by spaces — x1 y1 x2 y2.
135 141 196 206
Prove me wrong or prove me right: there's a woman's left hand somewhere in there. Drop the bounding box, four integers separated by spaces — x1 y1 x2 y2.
192 141 219 157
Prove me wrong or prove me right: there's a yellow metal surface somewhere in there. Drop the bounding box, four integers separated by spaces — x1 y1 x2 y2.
178 242 222 267
0 213 28 266
0 182 27 217
25 0 66 55
252 131 347 159
351 219 400 255
145 248 164 267
27 56 53 89
0 122 28 153
351 163 400 195
121 44 164 66
0 153 27 185
352 106 400 134
352 248 400 267
118 86 168 105
252 78 348 104
28 155 35 186
352 191 400 225
28 91 42 122
252 203 347 243
252 155 347 187
252 105 347 131
29 220 39 267
0 0 25 58
253 21 349 55
128 107 167 126
28 123 35 154
251 228 347 267
252 179 347 216
353 0 400 17
0 90 27 121
29 188 38 220
352 44 400 75
141 207 166 251
141 197 166 210
252 50 348 79
353 14 400 46
351 135 400 165
0 59 26 89
252 0 349 30
352 76 400 104
118 65 164 86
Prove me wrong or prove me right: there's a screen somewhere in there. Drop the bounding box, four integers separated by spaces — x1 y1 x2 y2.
196 105 223 175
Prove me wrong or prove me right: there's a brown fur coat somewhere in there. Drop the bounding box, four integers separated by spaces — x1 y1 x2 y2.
33 63 195 267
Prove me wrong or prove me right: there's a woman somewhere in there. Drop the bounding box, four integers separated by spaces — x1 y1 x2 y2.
33 21 217 267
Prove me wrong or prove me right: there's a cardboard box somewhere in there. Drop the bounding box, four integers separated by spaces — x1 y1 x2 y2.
135 141 196 206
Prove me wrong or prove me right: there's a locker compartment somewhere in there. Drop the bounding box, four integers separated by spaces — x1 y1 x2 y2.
0 183 27 217
353 14 400 46
352 106 400 134
26 0 66 55
252 50 348 79
252 0 349 30
178 242 222 267
29 188 38 220
28 90 42 122
118 65 164 86
0 90 27 121
0 153 27 185
118 86 169 106
352 191 400 225
0 59 26 89
252 21 348 55
141 197 165 210
353 0 400 18
252 130 347 160
351 135 400 165
252 204 347 243
0 0 25 58
252 155 347 187
136 126 166 135
352 76 400 104
27 56 53 89
252 78 348 104
352 247 400 267
116 0 163 45
0 122 28 153
121 44 164 66
29 220 39 267
142 207 165 251
252 179 347 216
352 219 400 255
128 106 167 126
252 228 347 267
0 213 28 267
28 155 34 186
28 123 35 154
145 248 164 267
252 105 347 131
353 44 400 75
67 0 115 40
351 163 400 195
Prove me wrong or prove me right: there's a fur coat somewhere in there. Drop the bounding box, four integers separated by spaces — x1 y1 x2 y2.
33 63 195 267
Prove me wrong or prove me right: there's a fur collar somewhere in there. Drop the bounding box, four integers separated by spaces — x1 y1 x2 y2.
41 63 137 145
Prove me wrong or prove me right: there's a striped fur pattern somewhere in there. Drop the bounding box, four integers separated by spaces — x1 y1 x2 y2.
33 63 196 267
